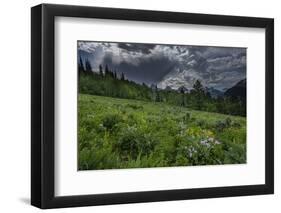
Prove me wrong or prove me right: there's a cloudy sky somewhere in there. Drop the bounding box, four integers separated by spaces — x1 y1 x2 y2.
78 41 246 91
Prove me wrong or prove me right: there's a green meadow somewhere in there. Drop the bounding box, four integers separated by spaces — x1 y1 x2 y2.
78 94 246 170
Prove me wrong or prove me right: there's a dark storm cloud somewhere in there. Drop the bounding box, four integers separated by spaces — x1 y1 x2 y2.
117 43 156 54
78 41 246 90
103 53 176 84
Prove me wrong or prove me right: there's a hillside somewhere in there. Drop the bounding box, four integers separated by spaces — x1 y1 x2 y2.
79 72 246 116
78 94 246 170
225 79 246 99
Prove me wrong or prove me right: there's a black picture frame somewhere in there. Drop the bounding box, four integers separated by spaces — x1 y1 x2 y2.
31 3 274 209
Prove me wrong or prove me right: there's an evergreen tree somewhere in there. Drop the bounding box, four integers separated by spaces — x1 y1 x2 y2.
121 72 125 81
99 64 103 77
78 56 85 72
192 80 205 110
155 85 161 102
193 80 204 94
85 59 92 73
179 86 185 106
105 64 109 76
109 68 114 78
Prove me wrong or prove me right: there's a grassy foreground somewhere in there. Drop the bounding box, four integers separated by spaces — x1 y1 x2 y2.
78 94 246 170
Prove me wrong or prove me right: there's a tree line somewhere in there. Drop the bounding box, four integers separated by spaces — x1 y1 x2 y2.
78 57 246 116
79 57 126 81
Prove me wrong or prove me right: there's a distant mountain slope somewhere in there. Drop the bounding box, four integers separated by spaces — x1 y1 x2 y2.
206 87 224 98
224 79 246 99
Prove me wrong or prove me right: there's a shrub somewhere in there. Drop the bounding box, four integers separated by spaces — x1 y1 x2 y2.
186 126 214 138
182 112 191 123
102 113 123 130
79 145 119 170
174 136 224 166
223 142 246 164
225 117 232 126
215 117 232 131
175 126 225 165
114 127 157 160
196 119 208 128
232 121 241 128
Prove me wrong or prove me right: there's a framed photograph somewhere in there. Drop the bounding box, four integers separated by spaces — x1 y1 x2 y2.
31 4 274 209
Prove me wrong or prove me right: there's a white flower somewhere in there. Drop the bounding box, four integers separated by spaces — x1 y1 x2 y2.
214 140 221 145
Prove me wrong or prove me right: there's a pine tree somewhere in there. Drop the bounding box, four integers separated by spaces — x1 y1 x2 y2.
155 85 161 102
78 56 85 72
105 64 109 76
99 64 103 77
179 86 185 106
193 80 205 110
193 80 204 94
109 68 114 78
85 59 92 73
121 72 125 81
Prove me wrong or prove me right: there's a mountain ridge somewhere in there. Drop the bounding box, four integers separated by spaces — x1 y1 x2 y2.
224 79 246 99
